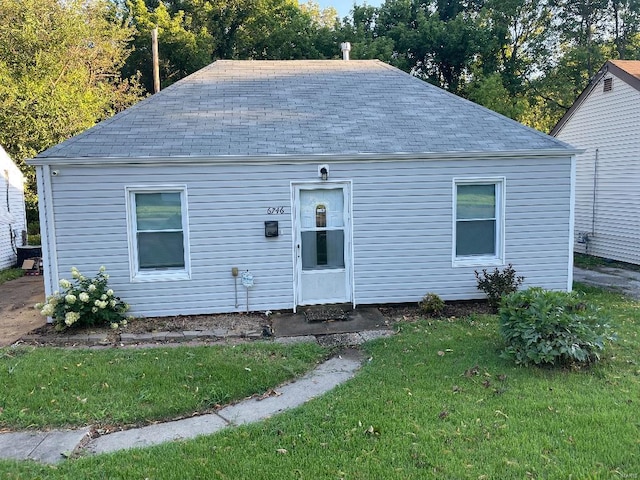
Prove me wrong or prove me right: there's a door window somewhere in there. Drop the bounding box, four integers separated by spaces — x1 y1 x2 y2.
300 190 345 270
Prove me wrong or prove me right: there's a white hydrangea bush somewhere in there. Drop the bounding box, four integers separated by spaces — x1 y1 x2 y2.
36 266 130 331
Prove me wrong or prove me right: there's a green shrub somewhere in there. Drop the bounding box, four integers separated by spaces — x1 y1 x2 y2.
27 234 40 245
36 266 129 331
475 264 524 310
27 222 40 235
499 287 615 367
418 292 445 316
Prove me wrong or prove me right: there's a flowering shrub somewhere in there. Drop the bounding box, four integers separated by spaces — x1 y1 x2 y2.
36 266 129 331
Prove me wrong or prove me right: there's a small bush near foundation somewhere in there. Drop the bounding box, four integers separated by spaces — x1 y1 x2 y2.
499 287 615 367
419 293 445 317
475 264 524 311
36 266 129 331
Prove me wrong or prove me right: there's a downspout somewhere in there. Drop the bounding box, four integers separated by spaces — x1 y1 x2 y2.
589 148 599 253
568 154 577 292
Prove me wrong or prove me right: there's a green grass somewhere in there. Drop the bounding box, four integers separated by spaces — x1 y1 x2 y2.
1 285 639 479
575 252 640 272
0 342 327 430
0 268 24 285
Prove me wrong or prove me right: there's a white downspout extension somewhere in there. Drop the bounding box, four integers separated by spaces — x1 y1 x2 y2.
341 42 351 61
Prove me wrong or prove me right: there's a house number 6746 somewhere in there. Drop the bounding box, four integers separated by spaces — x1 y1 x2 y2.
266 207 285 215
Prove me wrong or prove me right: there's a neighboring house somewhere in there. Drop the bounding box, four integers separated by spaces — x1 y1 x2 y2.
30 60 577 317
0 146 26 270
552 60 640 265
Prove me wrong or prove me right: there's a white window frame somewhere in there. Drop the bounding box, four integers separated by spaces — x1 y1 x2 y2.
125 185 191 282
452 177 505 267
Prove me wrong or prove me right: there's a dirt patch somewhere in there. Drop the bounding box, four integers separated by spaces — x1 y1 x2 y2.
24 311 272 347
0 275 46 347
17 300 492 347
379 300 494 322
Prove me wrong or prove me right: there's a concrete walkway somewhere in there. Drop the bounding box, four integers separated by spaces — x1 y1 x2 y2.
0 350 364 464
574 266 640 300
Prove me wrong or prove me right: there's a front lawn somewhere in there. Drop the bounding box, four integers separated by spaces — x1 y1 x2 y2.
0 342 327 430
1 284 638 479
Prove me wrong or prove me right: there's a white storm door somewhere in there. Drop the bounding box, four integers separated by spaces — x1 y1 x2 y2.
294 184 351 306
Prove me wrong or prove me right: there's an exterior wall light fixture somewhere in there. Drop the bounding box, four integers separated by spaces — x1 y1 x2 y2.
318 164 329 181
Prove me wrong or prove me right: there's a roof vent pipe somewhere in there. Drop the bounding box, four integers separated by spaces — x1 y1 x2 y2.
341 42 351 61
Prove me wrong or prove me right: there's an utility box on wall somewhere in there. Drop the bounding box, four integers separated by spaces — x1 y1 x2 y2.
264 221 278 238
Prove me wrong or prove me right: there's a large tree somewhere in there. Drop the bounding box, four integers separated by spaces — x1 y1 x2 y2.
0 0 143 165
0 0 143 220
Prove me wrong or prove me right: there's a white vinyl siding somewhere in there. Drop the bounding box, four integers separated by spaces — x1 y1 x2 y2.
555 72 640 265
42 156 571 317
453 178 504 266
125 186 190 282
0 149 26 270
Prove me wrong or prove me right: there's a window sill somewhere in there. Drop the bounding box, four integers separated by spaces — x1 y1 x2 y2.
452 257 504 268
131 270 191 283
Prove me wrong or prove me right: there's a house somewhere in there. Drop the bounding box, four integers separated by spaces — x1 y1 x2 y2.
0 146 26 270
551 60 640 265
30 60 577 317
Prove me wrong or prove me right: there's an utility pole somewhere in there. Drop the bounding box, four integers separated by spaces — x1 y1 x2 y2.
152 28 160 93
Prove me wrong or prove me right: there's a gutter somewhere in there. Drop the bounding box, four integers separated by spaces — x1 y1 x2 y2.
28 149 582 167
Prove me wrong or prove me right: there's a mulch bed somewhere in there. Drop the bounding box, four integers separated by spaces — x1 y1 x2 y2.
19 300 493 346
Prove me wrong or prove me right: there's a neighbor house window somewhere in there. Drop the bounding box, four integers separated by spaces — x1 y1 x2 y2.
126 186 190 281
453 178 504 266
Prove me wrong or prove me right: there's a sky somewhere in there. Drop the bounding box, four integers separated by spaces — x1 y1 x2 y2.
313 0 384 19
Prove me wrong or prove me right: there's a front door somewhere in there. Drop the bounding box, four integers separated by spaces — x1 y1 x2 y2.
293 183 352 307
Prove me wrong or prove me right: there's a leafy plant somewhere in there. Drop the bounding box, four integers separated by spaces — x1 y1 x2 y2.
0 267 24 285
27 234 41 245
36 266 129 331
499 287 615 367
475 264 524 310
418 292 445 316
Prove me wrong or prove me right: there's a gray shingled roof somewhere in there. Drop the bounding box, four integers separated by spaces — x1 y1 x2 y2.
37 60 570 159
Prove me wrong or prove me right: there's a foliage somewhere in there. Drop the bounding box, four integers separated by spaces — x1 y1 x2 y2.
0 0 144 221
418 292 445 316
499 287 615 366
0 0 143 163
123 0 212 92
465 72 528 120
0 267 23 285
475 263 525 310
122 0 339 91
36 266 129 331
27 234 41 245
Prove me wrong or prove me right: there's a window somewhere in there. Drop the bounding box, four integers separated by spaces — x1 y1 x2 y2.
453 178 504 266
300 189 345 270
126 186 190 281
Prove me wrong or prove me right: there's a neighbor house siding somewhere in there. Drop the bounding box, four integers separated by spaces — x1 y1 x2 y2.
43 155 572 317
555 71 640 265
0 150 26 270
